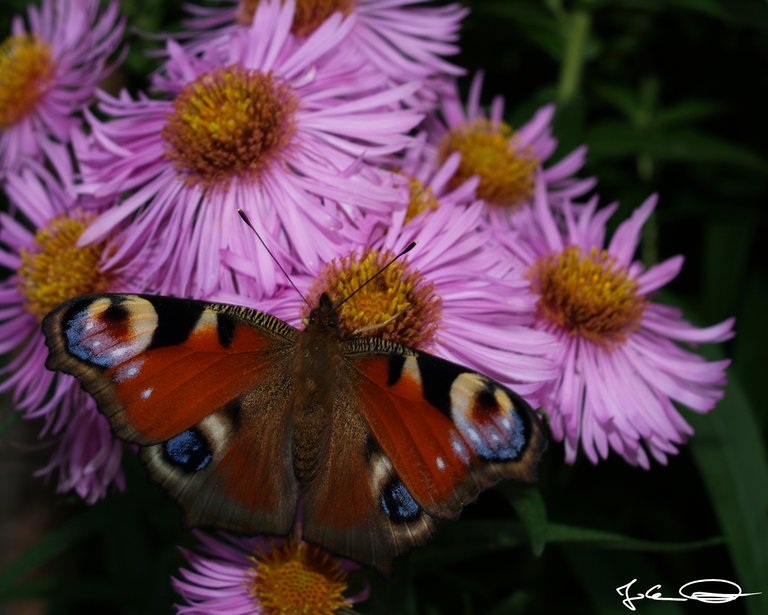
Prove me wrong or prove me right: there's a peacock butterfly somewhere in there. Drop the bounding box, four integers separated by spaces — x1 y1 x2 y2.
42 291 546 571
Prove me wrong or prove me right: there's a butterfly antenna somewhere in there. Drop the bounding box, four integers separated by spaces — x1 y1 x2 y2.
334 241 417 311
237 209 310 308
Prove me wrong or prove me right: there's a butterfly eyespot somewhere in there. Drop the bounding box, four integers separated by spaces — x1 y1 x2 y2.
474 388 498 413
103 303 130 322
460 408 528 462
380 478 421 523
163 429 213 473
62 296 157 368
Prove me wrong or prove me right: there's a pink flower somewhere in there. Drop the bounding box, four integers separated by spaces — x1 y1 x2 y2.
0 0 124 175
392 131 480 223
176 0 466 100
426 72 594 226
230 198 559 400
502 184 735 467
0 141 149 500
35 389 125 505
76 0 422 299
174 532 366 614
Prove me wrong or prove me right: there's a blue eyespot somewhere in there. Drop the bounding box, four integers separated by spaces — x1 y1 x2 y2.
163 429 212 473
463 408 528 461
65 310 112 366
380 478 421 522
505 410 527 458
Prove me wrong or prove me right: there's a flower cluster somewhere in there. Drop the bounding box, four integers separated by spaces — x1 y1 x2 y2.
0 0 734 610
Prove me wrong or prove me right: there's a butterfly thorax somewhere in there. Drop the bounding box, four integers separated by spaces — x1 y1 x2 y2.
291 293 344 482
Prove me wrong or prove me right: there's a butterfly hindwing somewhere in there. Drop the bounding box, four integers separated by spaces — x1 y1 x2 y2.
300 337 545 570
300 381 438 572
43 293 300 536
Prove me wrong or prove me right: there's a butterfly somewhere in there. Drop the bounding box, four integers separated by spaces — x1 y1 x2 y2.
43 292 546 571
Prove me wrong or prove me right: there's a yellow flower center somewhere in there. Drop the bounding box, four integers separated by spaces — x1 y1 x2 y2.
17 215 112 322
529 245 646 346
162 65 297 191
237 0 357 37
438 118 538 209
249 540 351 615
307 249 441 348
0 34 55 128
404 177 439 224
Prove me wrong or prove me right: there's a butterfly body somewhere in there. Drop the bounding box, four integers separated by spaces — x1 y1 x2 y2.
43 293 545 571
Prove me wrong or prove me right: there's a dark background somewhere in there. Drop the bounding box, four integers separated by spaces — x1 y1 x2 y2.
1 1 767 613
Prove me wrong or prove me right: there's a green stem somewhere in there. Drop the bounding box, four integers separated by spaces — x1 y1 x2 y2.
557 10 591 105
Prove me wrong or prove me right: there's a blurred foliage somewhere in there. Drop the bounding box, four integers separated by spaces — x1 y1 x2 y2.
1 0 767 613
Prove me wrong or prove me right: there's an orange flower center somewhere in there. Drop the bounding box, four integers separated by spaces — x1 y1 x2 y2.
249 540 351 615
17 214 112 321
529 245 646 346
162 65 297 191
404 177 440 223
0 34 55 128
237 0 357 37
307 249 441 348
438 118 538 209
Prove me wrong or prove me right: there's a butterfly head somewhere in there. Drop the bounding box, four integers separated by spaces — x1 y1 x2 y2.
306 293 339 331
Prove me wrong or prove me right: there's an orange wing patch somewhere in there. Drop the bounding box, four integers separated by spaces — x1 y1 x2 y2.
110 316 272 440
354 355 473 513
43 294 292 445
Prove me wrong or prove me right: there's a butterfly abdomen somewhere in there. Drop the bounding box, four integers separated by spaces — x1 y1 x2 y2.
290 323 345 483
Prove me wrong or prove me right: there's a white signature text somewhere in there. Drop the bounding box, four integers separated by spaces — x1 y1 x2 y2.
616 578 761 611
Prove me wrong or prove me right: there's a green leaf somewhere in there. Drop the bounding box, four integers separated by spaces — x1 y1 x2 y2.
688 370 768 614
653 99 723 128
703 220 756 319
545 523 723 552
593 84 642 121
500 485 548 556
587 123 768 169
733 274 768 428
413 518 721 572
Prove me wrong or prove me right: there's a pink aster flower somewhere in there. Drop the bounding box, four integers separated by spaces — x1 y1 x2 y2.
176 0 466 99
426 72 594 227
0 141 149 500
174 532 366 614
76 0 422 298
35 388 126 505
229 199 559 399
501 183 735 467
0 0 124 175
392 131 480 223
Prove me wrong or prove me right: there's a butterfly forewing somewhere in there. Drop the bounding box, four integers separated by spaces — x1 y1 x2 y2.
43 294 301 536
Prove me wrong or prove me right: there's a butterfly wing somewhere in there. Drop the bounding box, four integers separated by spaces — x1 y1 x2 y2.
301 338 546 571
43 293 301 535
